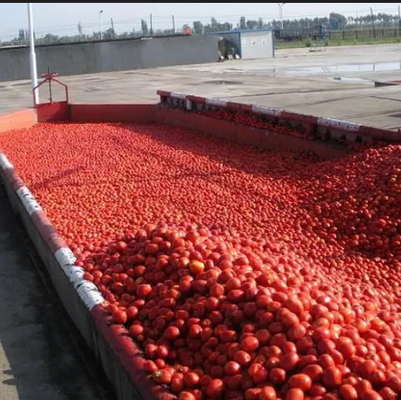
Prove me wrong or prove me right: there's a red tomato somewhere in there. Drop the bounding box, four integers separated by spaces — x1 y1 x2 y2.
339 384 358 400
206 379 225 398
184 372 200 388
178 392 196 400
258 386 277 400
288 374 312 391
322 366 342 388
285 388 304 400
152 369 172 384
233 350 252 366
241 336 260 352
112 309 127 324
224 361 241 376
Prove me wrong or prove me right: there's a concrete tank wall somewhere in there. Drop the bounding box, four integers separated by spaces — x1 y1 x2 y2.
0 35 219 82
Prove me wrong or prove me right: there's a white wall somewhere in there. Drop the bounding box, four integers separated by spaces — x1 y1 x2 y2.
240 31 274 59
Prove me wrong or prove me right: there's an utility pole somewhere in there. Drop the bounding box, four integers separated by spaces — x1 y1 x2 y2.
111 17 115 39
370 7 376 38
278 3 286 35
150 13 153 36
172 15 175 33
99 9 103 40
27 3 39 105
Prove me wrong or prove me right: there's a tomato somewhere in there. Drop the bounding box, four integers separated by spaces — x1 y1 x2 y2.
164 326 181 341
178 392 196 400
280 352 299 371
285 388 304 400
339 384 358 400
245 388 262 400
258 386 277 400
361 390 385 400
224 361 241 376
206 379 225 398
128 324 143 337
269 368 286 385
379 387 397 399
152 369 172 384
112 309 127 324
189 261 205 275
184 372 200 388
288 374 312 391
233 350 252 366
322 366 342 388
136 284 152 298
241 337 260 352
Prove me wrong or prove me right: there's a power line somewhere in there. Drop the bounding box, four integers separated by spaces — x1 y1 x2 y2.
1 7 400 40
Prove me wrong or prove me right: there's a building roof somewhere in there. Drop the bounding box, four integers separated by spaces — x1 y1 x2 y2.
207 28 274 35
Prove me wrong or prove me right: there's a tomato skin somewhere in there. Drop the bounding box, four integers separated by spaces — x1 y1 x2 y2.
245 388 262 400
339 384 358 399
224 361 241 376
361 390 385 400
241 336 260 352
280 352 299 371
302 364 323 382
269 368 286 385
206 379 225 398
171 374 184 393
233 350 252 367
183 372 200 388
288 374 312 392
164 326 181 341
258 386 277 400
112 310 127 324
178 392 196 400
322 367 342 388
285 388 304 400
152 369 173 384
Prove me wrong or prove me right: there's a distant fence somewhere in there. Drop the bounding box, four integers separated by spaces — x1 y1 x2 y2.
275 26 401 42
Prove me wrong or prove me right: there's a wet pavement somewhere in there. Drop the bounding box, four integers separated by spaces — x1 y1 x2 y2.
2 43 401 127
0 184 114 400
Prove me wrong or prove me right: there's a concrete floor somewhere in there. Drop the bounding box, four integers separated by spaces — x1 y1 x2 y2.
0 185 113 400
2 43 401 129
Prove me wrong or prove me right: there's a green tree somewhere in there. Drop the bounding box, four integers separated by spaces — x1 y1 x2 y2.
18 29 25 41
246 20 258 30
77 21 83 36
239 16 246 30
329 12 347 30
193 21 204 35
141 19 149 35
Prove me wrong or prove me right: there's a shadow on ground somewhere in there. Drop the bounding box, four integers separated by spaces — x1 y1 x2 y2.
0 184 115 400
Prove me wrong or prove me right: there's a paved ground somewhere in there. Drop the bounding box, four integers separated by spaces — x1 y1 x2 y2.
0 185 114 400
2 43 401 129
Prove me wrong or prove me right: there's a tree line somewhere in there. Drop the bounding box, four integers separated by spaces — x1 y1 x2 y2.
1 11 400 47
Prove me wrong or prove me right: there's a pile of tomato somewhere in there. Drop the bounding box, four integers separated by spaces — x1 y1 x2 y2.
196 109 307 139
1 122 401 399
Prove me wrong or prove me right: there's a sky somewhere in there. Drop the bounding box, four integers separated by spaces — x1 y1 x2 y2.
0 3 399 40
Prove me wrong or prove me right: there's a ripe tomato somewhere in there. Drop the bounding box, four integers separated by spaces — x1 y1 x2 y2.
206 379 225 398
183 372 200 388
152 369 172 384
